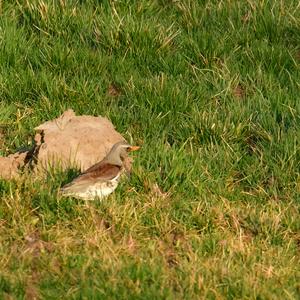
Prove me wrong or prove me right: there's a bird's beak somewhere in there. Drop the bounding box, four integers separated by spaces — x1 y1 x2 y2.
128 146 140 152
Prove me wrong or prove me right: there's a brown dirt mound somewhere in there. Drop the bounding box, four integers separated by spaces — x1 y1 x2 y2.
0 109 131 179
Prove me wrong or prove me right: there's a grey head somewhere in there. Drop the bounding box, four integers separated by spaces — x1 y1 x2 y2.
104 141 140 166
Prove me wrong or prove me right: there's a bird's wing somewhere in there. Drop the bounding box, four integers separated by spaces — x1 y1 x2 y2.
80 162 122 181
62 162 121 190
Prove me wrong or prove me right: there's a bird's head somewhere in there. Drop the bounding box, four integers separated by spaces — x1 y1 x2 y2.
106 141 140 166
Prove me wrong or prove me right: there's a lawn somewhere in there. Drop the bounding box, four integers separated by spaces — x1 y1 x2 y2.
0 0 300 299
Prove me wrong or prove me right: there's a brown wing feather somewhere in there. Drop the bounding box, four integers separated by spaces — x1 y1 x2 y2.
61 162 121 192
82 160 107 174
74 163 121 182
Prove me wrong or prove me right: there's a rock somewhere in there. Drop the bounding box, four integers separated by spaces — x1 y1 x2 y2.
33 109 126 171
0 151 28 179
0 109 131 179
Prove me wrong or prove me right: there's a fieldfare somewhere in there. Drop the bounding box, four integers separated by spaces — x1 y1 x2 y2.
60 141 140 200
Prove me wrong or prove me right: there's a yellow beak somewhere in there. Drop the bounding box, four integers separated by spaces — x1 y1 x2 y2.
128 146 140 152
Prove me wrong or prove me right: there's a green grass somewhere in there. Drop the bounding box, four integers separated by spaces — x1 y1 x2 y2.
0 0 300 299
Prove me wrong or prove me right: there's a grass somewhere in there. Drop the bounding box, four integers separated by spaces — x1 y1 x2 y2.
0 0 300 299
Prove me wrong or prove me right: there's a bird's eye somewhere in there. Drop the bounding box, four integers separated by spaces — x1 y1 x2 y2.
126 147 131 152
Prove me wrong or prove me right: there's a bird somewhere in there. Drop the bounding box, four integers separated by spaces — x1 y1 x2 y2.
60 141 140 200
